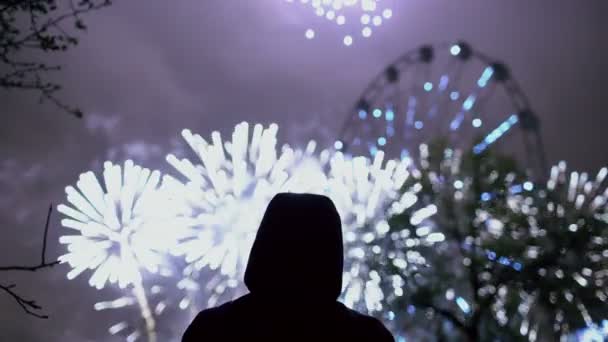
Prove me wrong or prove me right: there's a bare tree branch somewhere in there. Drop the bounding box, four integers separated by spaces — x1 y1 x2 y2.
0 283 49 319
1 0 112 117
0 205 58 318
0 206 59 272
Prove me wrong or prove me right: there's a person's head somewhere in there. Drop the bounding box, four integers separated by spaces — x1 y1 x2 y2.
244 193 343 303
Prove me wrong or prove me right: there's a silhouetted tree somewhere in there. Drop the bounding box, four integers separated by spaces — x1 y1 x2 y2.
1 0 112 117
371 141 528 341
375 141 608 341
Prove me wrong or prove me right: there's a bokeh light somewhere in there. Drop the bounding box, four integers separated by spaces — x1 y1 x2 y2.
284 0 394 46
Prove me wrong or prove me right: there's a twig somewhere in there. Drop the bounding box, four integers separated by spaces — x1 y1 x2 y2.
0 205 58 318
41 205 52 265
0 206 59 272
0 283 49 319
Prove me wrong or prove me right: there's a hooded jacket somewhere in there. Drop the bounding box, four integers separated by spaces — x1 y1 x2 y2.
182 193 394 341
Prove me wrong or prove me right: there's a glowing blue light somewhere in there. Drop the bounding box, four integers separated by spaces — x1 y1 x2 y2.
498 256 510 266
406 110 415 125
439 75 449 91
423 82 433 92
462 95 476 111
407 305 416 314
358 110 367 119
577 322 608 342
450 113 464 131
334 140 343 150
580 330 603 342
406 96 417 125
481 192 491 201
523 181 534 191
450 91 460 101
510 184 523 194
388 311 396 321
373 108 382 118
513 262 522 271
385 110 394 121
477 66 494 88
450 44 461 56
414 121 424 130
386 126 395 137
473 144 486 154
473 114 519 154
472 118 482 128
377 137 387 146
400 149 409 160
487 251 497 260
456 297 471 314
370 145 378 156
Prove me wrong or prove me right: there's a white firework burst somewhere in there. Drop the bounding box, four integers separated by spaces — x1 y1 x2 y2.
165 122 321 307
165 122 434 313
58 160 190 289
58 160 192 342
312 150 437 314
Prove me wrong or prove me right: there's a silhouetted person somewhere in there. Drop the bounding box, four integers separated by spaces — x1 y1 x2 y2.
183 193 394 341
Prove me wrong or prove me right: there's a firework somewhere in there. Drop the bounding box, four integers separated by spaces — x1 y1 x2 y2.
165 122 321 308
93 280 174 342
300 149 437 314
284 0 394 46
58 160 192 342
166 122 434 315
506 162 608 340
377 141 608 340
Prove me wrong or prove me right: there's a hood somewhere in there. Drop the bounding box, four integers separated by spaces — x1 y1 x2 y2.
244 193 344 302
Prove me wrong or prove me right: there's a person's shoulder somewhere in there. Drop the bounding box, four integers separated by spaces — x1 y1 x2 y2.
182 299 240 341
194 303 230 322
337 303 395 341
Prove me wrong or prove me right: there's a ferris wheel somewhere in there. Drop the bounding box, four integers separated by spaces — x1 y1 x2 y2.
336 41 547 176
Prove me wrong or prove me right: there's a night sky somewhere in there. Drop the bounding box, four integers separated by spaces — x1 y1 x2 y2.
1 1 607 340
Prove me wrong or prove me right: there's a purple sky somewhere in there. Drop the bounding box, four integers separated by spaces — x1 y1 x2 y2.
1 1 607 340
